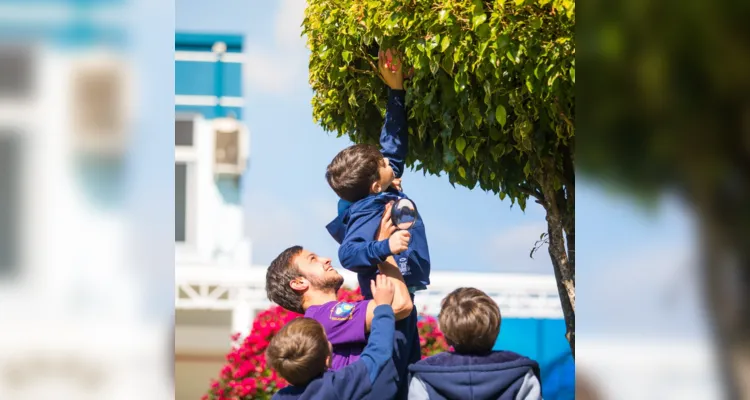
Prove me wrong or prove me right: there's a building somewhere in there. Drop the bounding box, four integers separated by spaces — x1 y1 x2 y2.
173 32 573 400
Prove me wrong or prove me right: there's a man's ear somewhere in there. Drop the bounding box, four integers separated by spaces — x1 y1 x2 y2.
290 277 309 292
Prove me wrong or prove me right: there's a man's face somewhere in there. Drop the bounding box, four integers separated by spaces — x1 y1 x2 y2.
293 249 344 293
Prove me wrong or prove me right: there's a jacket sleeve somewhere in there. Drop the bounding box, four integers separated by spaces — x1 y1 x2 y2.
329 306 395 399
408 376 430 400
514 370 543 400
380 89 408 179
358 305 396 383
338 209 392 273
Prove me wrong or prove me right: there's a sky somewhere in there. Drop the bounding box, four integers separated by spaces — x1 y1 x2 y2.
175 0 710 340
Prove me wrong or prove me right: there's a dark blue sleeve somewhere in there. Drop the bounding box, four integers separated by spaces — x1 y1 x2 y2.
338 209 392 273
380 89 408 179
359 305 396 383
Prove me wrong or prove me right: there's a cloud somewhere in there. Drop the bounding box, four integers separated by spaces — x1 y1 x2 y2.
243 0 309 95
483 222 552 273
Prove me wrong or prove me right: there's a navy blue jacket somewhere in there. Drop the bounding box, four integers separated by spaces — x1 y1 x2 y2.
273 305 399 400
407 351 542 400
326 89 431 299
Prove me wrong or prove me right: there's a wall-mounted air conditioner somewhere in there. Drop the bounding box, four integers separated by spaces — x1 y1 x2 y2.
70 53 131 156
212 117 248 176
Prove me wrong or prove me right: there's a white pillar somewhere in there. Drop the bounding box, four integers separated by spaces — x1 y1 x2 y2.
231 289 252 342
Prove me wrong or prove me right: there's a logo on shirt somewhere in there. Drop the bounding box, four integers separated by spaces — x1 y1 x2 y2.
330 302 355 321
398 257 411 275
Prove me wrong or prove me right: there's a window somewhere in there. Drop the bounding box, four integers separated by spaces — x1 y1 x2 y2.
0 131 21 276
175 120 194 147
0 46 32 99
175 162 187 242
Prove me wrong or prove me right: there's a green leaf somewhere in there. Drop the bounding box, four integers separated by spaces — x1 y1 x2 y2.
570 67 575 83
523 161 532 177
472 14 487 30
514 0 525 5
496 34 510 49
458 166 466 179
440 35 450 52
495 105 507 127
456 137 467 154
342 51 352 63
438 9 448 22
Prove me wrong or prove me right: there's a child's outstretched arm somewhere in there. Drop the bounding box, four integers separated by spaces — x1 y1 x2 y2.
378 49 408 179
330 276 396 399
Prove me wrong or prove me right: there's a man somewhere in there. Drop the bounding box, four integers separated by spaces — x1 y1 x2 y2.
266 203 420 398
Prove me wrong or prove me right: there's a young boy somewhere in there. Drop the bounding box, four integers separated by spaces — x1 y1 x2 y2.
267 275 401 400
326 48 430 300
408 288 543 400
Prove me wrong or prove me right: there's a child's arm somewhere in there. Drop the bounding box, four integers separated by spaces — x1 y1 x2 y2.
330 278 396 398
375 202 413 320
338 209 409 274
378 49 408 179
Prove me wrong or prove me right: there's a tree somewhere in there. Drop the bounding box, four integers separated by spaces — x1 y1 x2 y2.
204 286 449 399
576 0 750 396
303 0 576 353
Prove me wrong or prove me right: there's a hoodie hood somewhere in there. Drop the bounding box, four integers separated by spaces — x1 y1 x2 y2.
326 192 401 244
409 351 540 400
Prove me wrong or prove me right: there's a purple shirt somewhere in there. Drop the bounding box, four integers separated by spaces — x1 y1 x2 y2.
304 300 369 370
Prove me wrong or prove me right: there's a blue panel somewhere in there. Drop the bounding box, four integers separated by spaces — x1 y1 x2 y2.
176 61 215 96
174 105 243 120
175 32 243 52
176 61 242 98
0 24 127 49
493 319 539 360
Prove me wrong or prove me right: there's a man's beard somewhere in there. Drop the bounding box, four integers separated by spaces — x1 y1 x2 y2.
308 273 344 293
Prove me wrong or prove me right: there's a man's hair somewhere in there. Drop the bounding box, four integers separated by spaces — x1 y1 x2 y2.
326 144 384 202
266 318 330 386
266 246 305 314
438 287 501 354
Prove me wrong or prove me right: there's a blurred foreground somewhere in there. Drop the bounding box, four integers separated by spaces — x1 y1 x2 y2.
0 1 174 398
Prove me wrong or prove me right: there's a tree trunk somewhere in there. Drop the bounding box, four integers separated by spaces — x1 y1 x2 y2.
700 215 750 400
539 163 576 356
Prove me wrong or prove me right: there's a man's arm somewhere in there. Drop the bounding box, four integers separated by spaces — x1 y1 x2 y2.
376 202 412 320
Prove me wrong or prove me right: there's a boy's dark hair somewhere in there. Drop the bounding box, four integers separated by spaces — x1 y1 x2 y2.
438 287 501 354
266 246 305 314
326 144 385 202
266 318 330 386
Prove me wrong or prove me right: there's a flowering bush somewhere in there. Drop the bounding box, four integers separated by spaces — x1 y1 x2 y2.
204 286 449 400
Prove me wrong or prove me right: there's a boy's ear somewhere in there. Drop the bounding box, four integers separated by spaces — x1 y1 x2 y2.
371 181 382 194
290 277 309 292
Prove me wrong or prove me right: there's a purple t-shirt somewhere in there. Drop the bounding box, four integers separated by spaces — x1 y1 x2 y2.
304 300 369 370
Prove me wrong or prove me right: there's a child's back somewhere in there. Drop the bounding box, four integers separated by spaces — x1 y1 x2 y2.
408 288 542 400
326 49 430 299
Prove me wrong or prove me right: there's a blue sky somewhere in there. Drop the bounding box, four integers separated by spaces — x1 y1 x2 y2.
176 0 709 338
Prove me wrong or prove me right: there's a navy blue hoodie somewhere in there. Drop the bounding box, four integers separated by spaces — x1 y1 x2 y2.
272 305 400 400
407 351 543 400
326 89 431 299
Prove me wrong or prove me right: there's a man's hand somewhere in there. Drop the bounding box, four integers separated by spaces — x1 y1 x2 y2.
378 48 404 90
389 230 411 254
371 274 395 306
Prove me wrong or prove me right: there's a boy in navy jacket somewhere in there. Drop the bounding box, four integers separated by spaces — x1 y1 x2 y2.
326 48 431 299
267 275 401 400
408 288 543 400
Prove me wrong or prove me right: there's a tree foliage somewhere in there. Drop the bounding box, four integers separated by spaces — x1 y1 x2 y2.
304 0 574 210
304 0 576 352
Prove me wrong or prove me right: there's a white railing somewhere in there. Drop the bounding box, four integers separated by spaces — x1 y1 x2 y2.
175 263 563 322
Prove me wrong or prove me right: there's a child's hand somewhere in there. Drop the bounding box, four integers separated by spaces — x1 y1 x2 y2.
371 274 395 306
378 48 404 90
376 201 397 241
389 230 411 254
392 178 402 192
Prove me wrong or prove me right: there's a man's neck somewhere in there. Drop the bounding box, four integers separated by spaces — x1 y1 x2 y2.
302 290 339 312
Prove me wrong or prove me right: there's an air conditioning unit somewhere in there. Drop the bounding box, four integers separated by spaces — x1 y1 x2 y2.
212 117 248 175
70 54 130 156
